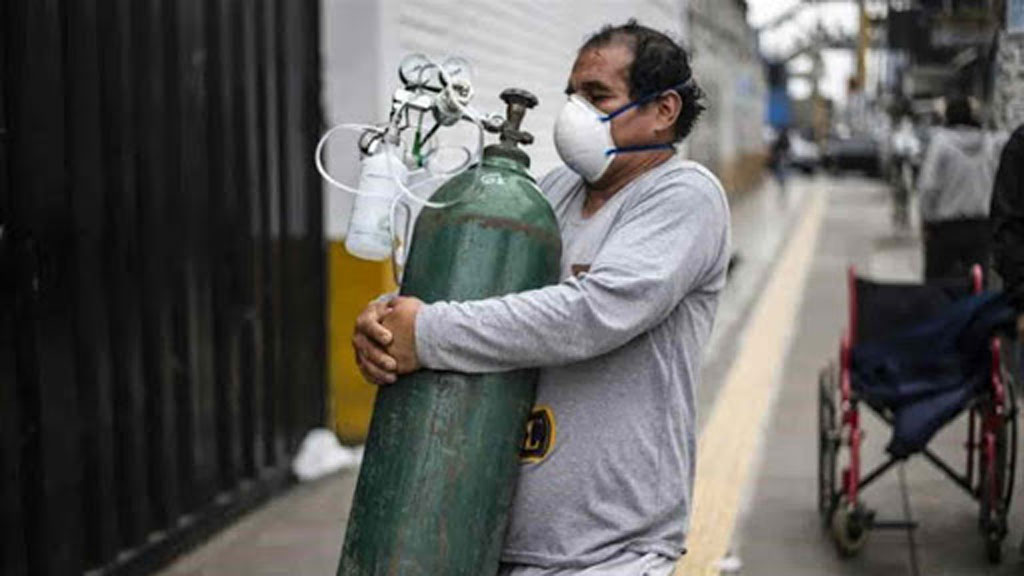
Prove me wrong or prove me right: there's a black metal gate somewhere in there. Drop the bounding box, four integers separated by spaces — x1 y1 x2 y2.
0 1 325 574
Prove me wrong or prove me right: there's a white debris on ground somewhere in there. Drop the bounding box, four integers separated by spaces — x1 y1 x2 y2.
291 428 363 482
713 553 743 574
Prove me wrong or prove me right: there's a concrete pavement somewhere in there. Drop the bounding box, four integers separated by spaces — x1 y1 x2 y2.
734 176 1024 575
156 471 356 575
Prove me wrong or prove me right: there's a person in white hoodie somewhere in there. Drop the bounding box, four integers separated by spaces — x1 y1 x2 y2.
917 96 1002 280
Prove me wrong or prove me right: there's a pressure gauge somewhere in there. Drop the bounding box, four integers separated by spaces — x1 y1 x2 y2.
439 56 473 87
398 53 434 88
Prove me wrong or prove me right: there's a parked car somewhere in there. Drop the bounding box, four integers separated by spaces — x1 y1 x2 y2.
823 134 882 176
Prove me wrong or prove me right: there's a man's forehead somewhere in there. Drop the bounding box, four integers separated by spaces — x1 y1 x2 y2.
568 44 632 92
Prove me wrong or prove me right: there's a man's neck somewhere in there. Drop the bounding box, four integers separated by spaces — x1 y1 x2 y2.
583 150 674 216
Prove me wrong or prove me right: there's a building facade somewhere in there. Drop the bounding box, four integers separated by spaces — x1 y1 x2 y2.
993 30 1024 129
687 0 767 195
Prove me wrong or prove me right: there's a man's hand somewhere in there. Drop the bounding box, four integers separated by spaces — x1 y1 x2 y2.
383 297 423 374
352 299 398 385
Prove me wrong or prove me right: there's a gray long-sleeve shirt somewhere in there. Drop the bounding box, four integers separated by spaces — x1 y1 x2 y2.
918 127 1002 222
414 157 731 568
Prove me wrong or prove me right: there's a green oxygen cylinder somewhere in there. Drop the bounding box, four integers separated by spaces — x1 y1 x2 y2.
338 89 562 576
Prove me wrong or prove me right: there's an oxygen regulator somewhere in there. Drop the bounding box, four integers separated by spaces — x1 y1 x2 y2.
315 53 511 271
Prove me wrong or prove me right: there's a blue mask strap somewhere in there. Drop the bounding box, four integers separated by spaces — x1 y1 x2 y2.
600 78 694 122
601 97 646 122
605 143 675 156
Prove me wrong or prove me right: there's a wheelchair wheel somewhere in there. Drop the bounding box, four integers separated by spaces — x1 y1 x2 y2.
978 367 1017 564
818 364 839 526
831 496 871 557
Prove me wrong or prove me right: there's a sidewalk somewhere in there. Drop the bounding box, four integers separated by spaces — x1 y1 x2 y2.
157 472 356 575
736 176 1024 575
699 176 810 422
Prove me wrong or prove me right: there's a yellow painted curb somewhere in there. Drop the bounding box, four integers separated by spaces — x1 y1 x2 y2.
677 189 827 575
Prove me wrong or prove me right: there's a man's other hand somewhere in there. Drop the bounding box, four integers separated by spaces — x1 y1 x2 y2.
383 297 423 374
352 299 398 385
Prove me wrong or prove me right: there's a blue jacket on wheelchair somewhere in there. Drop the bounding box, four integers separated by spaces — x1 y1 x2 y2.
852 291 1017 458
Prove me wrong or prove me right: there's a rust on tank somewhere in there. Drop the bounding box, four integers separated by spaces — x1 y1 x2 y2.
448 213 560 244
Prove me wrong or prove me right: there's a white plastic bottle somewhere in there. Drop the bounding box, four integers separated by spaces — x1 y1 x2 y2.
344 147 409 261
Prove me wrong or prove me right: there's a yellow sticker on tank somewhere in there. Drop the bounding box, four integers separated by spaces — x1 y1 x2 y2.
520 405 556 463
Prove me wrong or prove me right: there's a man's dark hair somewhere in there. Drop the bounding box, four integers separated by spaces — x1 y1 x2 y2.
945 95 979 128
580 19 705 142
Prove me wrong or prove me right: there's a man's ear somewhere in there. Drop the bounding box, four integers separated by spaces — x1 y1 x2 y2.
654 91 682 139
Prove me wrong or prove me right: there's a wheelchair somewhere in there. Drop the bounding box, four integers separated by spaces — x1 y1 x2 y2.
818 264 1019 563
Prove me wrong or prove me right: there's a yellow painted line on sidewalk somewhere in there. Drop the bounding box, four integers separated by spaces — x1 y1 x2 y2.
677 188 827 576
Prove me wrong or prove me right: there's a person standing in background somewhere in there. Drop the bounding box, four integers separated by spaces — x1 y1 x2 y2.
889 114 922 230
917 96 1001 280
991 123 1024 393
991 123 1024 307
769 127 790 196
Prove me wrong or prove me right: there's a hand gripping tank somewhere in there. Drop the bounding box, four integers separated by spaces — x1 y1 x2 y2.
338 90 562 576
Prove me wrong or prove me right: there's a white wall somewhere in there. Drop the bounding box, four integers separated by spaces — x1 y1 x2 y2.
395 0 687 175
321 0 688 239
321 0 388 240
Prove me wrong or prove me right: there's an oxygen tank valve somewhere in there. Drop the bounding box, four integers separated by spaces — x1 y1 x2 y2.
499 88 537 147
483 88 538 168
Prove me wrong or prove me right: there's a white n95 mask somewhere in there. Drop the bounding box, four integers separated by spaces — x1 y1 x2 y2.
554 95 618 183
553 80 692 183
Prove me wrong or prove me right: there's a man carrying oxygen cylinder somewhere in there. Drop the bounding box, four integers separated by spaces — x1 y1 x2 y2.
352 21 730 576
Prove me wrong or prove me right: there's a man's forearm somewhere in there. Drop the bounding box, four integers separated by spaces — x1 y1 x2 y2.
412 173 727 375
414 276 679 373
